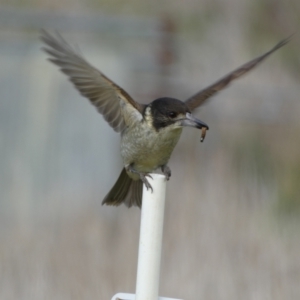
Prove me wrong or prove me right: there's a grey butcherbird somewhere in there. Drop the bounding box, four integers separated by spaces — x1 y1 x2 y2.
41 31 290 208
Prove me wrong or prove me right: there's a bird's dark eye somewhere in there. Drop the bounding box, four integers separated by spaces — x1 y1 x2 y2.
168 111 177 118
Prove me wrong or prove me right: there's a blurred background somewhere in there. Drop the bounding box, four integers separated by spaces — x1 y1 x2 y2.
0 1 300 299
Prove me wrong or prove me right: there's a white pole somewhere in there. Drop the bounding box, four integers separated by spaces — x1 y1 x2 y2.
135 173 167 300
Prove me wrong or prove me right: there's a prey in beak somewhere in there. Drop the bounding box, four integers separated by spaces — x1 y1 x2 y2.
181 112 209 142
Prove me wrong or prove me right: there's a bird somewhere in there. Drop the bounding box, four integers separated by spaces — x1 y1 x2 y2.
41 30 290 208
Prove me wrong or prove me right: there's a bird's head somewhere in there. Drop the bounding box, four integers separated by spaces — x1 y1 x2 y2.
144 97 209 133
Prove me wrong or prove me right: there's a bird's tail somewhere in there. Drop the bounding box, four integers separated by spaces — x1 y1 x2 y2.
102 168 143 208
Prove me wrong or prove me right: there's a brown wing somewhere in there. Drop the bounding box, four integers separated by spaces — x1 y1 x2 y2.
41 30 145 133
185 37 291 111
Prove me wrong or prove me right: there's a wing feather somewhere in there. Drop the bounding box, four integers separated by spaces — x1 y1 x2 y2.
41 30 144 132
185 37 291 111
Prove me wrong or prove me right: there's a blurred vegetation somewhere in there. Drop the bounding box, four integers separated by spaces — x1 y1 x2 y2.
228 123 300 220
0 1 299 299
277 163 300 216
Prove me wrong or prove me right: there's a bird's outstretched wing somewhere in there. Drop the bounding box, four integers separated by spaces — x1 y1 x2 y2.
41 30 145 133
185 37 291 111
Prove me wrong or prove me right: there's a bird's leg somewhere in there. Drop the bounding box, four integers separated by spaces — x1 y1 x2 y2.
139 173 153 192
161 165 171 180
126 164 153 192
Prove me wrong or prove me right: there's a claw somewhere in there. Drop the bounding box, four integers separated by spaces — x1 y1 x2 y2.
140 173 153 192
126 164 154 192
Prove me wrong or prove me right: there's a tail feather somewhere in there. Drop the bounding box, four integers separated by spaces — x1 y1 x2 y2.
102 168 143 208
124 180 143 208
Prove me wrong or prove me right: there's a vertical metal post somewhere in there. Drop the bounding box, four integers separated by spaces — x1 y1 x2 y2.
135 174 167 300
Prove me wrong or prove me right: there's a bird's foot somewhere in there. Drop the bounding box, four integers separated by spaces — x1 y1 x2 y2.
126 164 153 192
161 165 171 180
139 173 153 192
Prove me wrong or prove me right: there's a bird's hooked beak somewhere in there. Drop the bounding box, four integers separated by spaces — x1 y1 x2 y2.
181 113 209 130
181 113 209 142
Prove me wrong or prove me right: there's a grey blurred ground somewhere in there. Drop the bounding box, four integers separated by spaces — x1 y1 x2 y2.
0 2 300 300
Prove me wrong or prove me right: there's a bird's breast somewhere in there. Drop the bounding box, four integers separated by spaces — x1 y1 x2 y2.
121 121 183 173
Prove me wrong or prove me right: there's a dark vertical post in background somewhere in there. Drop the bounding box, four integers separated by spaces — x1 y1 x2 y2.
156 15 177 97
